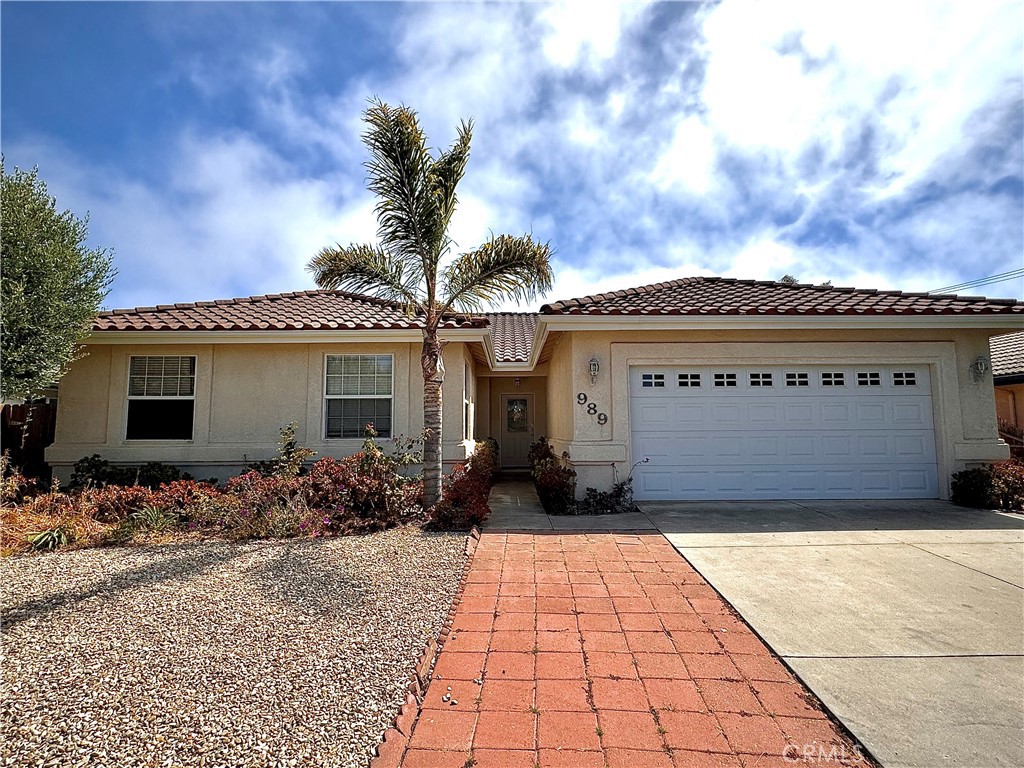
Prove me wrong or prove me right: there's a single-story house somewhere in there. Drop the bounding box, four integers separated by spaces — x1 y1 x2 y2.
46 277 1023 500
991 330 1024 428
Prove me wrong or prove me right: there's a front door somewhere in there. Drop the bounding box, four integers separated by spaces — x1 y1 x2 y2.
500 393 534 467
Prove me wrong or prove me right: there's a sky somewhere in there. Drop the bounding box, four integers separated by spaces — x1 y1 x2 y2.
2 0 1023 311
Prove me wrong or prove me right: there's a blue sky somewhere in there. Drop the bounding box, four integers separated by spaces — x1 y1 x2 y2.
3 1 1022 310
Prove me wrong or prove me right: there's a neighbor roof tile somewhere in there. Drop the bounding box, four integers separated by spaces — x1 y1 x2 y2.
991 331 1024 377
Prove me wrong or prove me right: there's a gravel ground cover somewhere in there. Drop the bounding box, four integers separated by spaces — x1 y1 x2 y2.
1 527 466 768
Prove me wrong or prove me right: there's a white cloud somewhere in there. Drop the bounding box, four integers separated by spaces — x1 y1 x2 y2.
10 0 1021 312
538 2 648 69
650 116 717 195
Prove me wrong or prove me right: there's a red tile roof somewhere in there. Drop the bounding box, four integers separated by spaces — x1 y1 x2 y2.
540 276 1024 316
485 313 538 363
991 331 1024 378
93 290 487 332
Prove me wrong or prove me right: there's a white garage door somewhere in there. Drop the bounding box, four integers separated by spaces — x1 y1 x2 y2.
630 365 938 500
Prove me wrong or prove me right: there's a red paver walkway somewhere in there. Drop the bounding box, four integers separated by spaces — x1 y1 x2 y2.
401 532 872 767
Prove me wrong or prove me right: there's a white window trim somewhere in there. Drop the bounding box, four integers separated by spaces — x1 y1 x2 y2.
125 355 197 441
323 353 395 440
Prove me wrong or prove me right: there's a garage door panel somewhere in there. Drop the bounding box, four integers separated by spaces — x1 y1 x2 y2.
630 364 938 500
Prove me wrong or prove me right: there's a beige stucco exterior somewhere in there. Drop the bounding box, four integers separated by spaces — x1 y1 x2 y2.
47 338 477 482
47 318 1017 499
538 326 1011 500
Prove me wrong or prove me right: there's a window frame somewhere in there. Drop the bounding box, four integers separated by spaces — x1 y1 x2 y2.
821 371 846 387
641 372 666 388
713 372 738 388
323 353 395 440
893 371 918 387
677 373 701 388
125 355 197 441
785 372 810 387
857 371 882 387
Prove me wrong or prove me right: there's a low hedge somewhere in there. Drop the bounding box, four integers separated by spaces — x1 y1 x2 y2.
950 461 1024 511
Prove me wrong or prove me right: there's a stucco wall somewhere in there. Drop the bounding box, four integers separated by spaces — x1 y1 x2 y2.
543 327 1010 499
46 340 473 481
545 333 574 452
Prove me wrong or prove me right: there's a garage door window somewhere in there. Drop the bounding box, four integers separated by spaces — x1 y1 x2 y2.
821 371 845 386
893 371 917 386
641 373 665 388
786 372 809 387
857 371 881 386
714 372 737 387
677 373 701 387
749 372 773 387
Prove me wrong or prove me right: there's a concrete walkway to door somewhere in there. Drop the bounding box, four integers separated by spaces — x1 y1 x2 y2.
390 483 874 767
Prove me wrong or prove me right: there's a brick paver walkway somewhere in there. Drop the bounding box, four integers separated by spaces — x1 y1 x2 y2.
401 532 872 767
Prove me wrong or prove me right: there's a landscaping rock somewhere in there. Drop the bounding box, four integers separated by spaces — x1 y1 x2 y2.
0 527 465 768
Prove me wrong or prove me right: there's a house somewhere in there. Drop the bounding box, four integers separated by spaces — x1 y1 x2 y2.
991 330 1024 428
46 277 1023 500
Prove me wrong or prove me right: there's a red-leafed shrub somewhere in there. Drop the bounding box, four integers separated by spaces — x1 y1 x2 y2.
427 441 496 530
150 479 222 518
81 485 154 523
951 460 1024 511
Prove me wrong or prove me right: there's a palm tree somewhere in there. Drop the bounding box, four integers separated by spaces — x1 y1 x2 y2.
308 100 554 509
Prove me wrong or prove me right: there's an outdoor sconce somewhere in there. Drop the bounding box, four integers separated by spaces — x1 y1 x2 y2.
589 357 600 384
969 355 990 383
514 377 521 388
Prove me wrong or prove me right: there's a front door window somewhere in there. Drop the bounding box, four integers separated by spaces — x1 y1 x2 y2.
507 397 528 432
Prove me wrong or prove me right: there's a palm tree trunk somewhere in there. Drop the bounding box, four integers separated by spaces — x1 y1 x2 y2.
421 332 444 509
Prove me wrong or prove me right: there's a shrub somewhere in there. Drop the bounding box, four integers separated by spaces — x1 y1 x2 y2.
1 489 107 555
150 479 222 520
298 458 349 517
68 454 189 489
951 461 1024 511
81 484 154 523
528 437 577 515
577 479 635 516
246 422 317 477
1 452 35 505
426 442 496 530
337 427 424 532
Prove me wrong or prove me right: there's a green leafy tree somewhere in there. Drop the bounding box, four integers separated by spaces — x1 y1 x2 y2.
308 101 553 509
1 162 115 401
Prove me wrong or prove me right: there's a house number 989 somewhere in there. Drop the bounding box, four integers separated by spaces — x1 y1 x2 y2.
576 393 608 426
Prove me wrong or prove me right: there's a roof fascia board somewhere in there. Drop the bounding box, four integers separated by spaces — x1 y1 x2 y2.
540 315 1024 331
85 328 485 345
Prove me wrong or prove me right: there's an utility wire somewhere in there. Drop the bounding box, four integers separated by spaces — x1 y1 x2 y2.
929 267 1024 294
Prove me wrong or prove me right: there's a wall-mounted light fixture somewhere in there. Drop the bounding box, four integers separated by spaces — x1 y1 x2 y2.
969 355 990 383
514 377 521 388
589 357 600 385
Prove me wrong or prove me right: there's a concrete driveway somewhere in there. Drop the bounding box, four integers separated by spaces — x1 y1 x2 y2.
641 499 1024 768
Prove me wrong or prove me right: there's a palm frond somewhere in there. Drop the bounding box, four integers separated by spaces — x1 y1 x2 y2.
362 99 436 289
307 243 422 312
425 119 473 257
439 234 554 315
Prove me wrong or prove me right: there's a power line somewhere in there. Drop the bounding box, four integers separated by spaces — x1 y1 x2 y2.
929 268 1024 294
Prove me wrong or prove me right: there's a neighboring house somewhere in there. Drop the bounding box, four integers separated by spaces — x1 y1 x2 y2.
46 277 1023 500
991 330 1024 428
